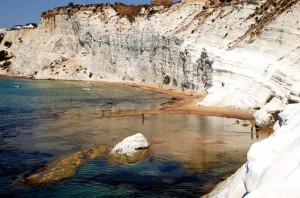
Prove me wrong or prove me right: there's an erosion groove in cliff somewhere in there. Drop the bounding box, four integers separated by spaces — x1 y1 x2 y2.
174 8 214 34
228 0 299 49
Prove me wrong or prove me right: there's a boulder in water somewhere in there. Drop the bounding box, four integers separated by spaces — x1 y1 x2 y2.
110 133 150 164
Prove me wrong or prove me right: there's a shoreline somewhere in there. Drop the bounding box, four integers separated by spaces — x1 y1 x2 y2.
0 75 254 120
120 81 254 120
1 76 261 196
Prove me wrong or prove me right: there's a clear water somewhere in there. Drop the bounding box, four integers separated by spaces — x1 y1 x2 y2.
0 77 268 197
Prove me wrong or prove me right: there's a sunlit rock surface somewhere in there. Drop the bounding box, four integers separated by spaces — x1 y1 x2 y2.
253 109 274 127
204 104 300 197
110 133 150 164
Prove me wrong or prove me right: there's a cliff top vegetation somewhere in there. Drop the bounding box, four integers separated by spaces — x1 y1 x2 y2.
41 2 175 23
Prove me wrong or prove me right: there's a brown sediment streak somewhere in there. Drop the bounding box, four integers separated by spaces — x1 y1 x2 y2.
41 3 173 23
228 0 299 49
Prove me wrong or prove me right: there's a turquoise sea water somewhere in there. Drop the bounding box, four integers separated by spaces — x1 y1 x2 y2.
0 77 267 197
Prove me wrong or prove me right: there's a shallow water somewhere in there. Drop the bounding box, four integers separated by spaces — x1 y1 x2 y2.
0 78 268 197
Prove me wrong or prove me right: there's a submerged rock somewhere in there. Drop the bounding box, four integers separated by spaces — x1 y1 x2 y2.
110 133 150 164
26 145 108 185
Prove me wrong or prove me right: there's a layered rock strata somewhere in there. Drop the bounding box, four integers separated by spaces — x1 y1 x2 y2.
0 0 299 120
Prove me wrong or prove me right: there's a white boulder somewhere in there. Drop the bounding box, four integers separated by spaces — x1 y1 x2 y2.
263 97 285 113
290 82 300 97
289 82 300 103
253 109 274 127
111 133 149 158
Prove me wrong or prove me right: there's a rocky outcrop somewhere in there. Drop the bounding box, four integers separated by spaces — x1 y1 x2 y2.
289 82 300 103
205 104 300 197
26 145 108 185
109 133 150 164
0 0 299 115
152 0 173 6
253 109 274 127
26 133 150 185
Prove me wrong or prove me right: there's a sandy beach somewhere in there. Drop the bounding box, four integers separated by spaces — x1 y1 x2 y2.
103 81 254 121
0 75 254 120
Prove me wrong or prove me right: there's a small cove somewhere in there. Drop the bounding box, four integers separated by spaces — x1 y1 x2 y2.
0 77 269 197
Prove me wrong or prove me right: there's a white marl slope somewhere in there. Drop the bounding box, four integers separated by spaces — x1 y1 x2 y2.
205 103 300 198
0 1 299 119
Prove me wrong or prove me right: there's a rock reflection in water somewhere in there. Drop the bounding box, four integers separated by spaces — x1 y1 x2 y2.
25 107 267 175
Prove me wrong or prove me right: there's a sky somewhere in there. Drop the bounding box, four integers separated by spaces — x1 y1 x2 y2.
0 0 179 29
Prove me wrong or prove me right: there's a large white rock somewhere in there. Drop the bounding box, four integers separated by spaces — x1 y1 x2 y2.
253 109 274 127
290 82 300 97
263 97 285 113
289 82 300 103
206 104 300 197
111 133 149 157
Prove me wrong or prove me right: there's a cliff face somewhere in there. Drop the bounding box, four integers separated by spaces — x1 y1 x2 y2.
0 0 299 113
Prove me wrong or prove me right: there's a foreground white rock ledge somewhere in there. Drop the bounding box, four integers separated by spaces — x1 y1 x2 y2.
205 104 300 198
110 133 150 164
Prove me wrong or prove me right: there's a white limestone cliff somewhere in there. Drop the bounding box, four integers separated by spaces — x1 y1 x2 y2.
0 1 299 118
205 103 300 198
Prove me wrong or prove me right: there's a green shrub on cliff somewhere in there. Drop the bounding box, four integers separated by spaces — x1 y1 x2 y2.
163 75 170 84
0 33 4 44
0 50 8 61
4 41 12 48
0 60 11 70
